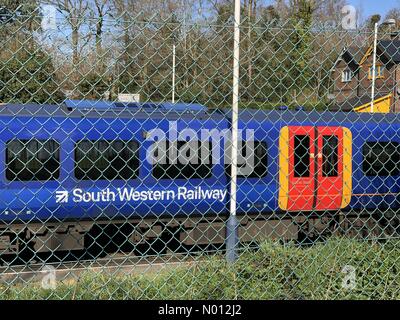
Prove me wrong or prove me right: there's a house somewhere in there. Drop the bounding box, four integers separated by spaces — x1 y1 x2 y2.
331 40 400 113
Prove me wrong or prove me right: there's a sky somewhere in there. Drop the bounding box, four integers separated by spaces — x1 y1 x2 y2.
348 0 399 20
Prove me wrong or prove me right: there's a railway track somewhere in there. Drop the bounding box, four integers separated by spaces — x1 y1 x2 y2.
1 211 397 287
0 252 205 285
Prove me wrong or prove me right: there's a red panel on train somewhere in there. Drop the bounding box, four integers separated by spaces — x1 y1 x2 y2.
285 126 344 211
287 126 316 211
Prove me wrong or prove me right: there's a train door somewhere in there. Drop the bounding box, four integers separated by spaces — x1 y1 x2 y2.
315 127 343 211
279 126 352 212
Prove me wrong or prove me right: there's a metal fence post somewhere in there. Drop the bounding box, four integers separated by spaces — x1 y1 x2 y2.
370 22 378 112
172 44 176 103
226 0 241 263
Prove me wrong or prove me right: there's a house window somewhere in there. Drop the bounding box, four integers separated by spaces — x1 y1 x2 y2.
341 69 352 82
368 65 384 79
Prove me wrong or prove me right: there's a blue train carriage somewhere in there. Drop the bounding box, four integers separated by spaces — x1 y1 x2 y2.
0 100 399 258
0 101 232 257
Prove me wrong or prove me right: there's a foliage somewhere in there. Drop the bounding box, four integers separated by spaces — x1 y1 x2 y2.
0 1 64 104
0 0 391 109
0 41 65 104
77 72 109 100
2 238 400 300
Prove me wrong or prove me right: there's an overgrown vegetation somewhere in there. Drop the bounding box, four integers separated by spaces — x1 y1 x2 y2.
0 1 391 108
2 238 400 300
0 0 65 104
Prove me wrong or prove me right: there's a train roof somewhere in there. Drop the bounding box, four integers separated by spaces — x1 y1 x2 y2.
0 101 222 121
1 100 400 124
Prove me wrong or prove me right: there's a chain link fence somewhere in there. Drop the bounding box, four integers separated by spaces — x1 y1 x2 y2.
1 2 400 299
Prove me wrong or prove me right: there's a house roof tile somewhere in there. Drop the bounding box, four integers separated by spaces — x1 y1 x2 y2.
378 40 400 63
346 46 368 64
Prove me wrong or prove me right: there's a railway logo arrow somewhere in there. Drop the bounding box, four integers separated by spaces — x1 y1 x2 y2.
55 191 69 203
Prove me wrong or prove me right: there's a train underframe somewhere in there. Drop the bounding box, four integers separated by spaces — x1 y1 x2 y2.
0 209 399 264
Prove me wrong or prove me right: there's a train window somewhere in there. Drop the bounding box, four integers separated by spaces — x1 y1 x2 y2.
152 141 212 179
6 139 60 181
322 135 339 177
75 140 139 180
225 141 268 178
363 142 400 176
294 135 310 178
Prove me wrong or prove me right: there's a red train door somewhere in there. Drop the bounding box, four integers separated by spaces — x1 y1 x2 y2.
285 126 316 211
279 126 352 212
315 127 343 211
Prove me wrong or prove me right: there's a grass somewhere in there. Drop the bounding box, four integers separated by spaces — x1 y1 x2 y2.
1 238 400 300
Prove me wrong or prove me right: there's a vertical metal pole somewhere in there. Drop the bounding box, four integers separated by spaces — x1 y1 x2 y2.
371 22 378 112
227 0 241 263
172 44 176 103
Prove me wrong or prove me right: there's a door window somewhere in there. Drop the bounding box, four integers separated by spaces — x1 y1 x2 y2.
294 135 310 178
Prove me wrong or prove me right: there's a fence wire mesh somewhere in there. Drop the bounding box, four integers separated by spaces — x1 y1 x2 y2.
1 1 400 300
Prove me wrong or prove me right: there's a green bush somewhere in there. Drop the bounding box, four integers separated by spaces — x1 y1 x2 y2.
77 73 110 101
0 42 65 104
1 238 400 300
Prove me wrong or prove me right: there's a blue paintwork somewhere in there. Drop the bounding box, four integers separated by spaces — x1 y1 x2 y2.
0 103 399 224
64 99 207 112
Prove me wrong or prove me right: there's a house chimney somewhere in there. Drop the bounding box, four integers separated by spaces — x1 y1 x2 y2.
383 19 397 39
390 31 400 40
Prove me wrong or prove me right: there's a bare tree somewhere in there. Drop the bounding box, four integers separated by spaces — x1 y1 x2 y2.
384 7 400 31
92 0 109 61
45 0 90 67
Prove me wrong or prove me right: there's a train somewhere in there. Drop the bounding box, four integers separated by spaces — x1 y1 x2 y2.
0 99 399 260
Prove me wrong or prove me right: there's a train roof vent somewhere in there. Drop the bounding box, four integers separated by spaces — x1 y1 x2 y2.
64 99 114 110
115 102 207 112
115 101 207 112
161 102 207 112
114 102 162 109
64 99 207 113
